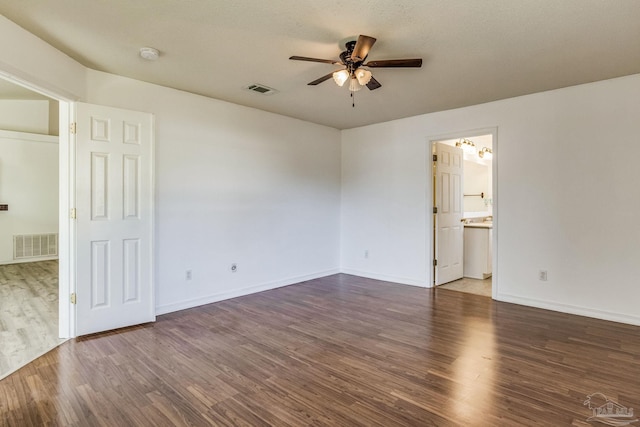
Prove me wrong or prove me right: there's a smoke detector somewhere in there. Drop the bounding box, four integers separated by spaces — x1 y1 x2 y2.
139 47 160 61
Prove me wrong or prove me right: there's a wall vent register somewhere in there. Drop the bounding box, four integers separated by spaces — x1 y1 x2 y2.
13 233 58 260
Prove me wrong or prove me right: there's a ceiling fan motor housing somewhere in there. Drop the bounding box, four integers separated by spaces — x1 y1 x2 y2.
340 44 365 73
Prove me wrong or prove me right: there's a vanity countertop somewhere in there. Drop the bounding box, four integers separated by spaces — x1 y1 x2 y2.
464 222 493 229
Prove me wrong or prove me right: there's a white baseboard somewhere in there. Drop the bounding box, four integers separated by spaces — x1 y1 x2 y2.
496 293 640 326
155 268 340 316
340 268 428 288
0 257 58 265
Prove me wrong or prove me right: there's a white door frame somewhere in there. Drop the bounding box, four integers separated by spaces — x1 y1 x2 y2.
59 101 75 338
0 70 77 338
427 127 499 300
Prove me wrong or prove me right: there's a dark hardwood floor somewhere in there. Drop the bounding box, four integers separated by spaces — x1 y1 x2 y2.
1 274 638 426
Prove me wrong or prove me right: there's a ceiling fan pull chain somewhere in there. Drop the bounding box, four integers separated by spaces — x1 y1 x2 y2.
351 91 355 108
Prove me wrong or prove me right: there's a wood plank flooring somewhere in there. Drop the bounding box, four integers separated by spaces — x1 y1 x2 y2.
1 273 639 426
0 261 64 379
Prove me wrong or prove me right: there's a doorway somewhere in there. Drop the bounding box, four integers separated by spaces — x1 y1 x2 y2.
0 79 65 379
0 69 156 347
430 129 496 298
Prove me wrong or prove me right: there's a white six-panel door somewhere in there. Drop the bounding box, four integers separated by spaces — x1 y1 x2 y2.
75 102 154 336
435 142 464 285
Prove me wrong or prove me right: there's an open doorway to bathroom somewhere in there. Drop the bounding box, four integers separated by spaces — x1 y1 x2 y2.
0 78 64 379
432 131 494 297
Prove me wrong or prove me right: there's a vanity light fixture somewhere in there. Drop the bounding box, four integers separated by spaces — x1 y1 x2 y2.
478 147 493 160
456 139 477 155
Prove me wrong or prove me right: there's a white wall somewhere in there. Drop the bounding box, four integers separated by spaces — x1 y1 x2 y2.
0 100 51 134
341 73 640 325
85 70 342 314
341 121 429 286
463 160 491 214
0 130 59 264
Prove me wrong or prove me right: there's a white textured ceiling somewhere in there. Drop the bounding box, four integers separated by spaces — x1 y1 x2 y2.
1 1 640 129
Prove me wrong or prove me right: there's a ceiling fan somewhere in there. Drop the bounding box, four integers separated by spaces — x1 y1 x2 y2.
289 35 422 98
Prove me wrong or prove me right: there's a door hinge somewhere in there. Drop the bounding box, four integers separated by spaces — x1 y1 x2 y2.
70 122 77 134
433 259 438 267
433 206 438 214
433 154 437 161
70 208 77 219
70 293 77 304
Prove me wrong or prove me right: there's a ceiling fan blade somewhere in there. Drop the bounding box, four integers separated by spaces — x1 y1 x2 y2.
351 35 377 62
308 72 335 86
366 76 382 90
364 58 423 68
290 56 339 65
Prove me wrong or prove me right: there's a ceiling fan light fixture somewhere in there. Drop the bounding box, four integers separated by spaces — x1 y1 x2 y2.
349 76 362 92
332 69 349 87
355 69 372 86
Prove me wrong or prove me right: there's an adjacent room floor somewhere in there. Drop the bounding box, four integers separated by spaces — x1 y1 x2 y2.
2 273 639 426
439 276 492 297
0 260 64 379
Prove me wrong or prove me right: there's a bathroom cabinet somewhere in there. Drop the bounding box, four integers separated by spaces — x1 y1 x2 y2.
463 224 492 279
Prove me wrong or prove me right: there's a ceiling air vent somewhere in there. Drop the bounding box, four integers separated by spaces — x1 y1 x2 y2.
244 83 277 95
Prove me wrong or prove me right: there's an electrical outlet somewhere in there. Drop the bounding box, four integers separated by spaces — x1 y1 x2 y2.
186 270 192 280
231 263 238 273
538 270 548 281
364 250 369 259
